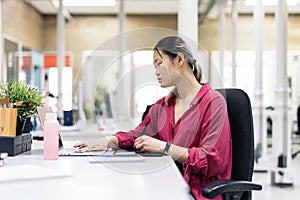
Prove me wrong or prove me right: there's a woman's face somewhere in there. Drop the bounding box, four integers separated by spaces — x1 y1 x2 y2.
153 50 181 88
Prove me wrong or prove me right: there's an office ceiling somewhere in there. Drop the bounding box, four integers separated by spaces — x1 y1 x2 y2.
26 0 178 15
25 0 227 16
25 0 300 17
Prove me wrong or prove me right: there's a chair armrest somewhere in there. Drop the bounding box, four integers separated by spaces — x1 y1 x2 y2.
202 180 262 199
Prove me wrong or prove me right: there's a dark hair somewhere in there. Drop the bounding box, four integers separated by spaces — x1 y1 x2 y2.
154 36 202 83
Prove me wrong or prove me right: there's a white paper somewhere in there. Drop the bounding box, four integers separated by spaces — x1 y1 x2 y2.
0 164 72 182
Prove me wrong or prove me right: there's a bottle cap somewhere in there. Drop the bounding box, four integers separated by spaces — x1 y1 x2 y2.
45 113 57 121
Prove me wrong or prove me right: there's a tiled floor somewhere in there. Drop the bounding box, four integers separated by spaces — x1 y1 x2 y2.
252 141 300 200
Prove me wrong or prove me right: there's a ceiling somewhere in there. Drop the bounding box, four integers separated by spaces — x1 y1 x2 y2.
25 0 300 19
25 0 186 15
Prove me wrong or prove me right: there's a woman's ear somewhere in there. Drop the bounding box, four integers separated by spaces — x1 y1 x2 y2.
176 53 185 66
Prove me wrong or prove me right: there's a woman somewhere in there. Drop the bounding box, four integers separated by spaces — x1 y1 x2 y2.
75 36 232 200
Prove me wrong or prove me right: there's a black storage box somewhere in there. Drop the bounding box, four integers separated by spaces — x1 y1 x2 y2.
0 133 32 156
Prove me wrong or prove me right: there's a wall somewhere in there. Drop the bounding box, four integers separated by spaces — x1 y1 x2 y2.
2 0 43 50
42 14 177 89
199 14 300 51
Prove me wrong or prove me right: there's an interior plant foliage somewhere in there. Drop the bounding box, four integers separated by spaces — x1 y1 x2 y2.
94 86 107 111
0 81 46 121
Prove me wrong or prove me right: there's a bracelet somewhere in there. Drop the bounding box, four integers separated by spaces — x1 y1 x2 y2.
163 142 172 155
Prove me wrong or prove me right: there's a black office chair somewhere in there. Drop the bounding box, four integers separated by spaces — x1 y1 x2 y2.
295 105 300 135
141 104 154 121
202 88 262 200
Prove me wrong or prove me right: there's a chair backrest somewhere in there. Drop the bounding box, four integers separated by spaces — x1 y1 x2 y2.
216 88 254 200
141 104 153 121
296 105 300 134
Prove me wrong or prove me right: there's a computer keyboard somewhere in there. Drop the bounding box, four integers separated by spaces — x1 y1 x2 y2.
58 147 108 156
58 147 81 156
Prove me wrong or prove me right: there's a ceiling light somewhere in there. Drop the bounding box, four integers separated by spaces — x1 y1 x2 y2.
54 0 117 7
244 0 300 6
65 0 116 7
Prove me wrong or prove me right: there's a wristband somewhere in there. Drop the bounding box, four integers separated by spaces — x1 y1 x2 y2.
163 142 172 155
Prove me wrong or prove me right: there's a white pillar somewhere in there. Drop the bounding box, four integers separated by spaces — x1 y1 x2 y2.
57 0 64 120
77 81 87 128
271 1 293 186
219 9 226 86
231 0 237 87
273 0 291 167
178 0 198 46
115 0 127 123
253 0 268 171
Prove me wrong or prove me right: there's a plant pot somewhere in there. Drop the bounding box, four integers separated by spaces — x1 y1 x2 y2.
16 117 32 136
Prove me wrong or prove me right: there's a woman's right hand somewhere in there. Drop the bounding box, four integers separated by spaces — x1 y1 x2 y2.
73 136 118 152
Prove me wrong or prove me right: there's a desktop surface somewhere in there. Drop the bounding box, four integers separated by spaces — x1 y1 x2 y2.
0 140 190 200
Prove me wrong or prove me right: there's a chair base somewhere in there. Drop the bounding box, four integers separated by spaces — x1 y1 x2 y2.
271 169 294 188
254 157 269 173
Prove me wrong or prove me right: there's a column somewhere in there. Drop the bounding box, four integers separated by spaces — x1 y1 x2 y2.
77 81 87 128
115 0 127 123
231 0 238 87
253 0 268 171
57 0 64 121
274 0 290 167
219 8 226 86
271 0 293 186
178 0 198 48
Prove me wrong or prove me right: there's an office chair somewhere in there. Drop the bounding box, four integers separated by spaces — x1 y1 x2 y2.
202 88 262 200
295 105 300 135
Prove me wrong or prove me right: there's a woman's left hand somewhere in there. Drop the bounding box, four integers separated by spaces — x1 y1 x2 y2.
134 135 166 153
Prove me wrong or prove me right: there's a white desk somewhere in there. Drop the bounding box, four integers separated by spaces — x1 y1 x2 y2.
0 140 190 200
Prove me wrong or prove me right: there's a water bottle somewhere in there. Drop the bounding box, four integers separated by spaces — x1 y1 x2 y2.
43 113 59 160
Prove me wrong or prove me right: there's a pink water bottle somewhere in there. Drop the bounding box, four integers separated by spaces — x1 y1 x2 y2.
43 113 59 160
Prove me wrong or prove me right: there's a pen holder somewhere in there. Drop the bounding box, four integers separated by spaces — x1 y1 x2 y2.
0 107 17 137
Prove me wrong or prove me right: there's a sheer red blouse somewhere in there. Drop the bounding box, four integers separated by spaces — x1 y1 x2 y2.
115 83 232 200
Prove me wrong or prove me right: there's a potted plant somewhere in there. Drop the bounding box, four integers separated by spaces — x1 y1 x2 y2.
0 81 46 135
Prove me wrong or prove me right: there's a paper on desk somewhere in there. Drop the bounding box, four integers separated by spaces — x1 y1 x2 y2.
0 164 72 182
87 156 145 163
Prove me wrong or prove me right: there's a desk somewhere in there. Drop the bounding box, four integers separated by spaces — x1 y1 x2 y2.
0 140 190 200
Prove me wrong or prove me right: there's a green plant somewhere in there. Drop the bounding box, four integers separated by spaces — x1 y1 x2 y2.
0 81 46 120
94 86 107 110
83 106 93 119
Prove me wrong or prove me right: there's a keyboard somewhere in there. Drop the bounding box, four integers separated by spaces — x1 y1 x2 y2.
58 147 109 156
59 147 81 156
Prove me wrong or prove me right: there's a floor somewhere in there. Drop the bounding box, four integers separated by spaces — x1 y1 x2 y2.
252 135 300 200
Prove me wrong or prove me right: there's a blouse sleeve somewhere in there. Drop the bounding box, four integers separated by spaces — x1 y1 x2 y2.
182 94 232 182
114 97 164 149
114 103 160 149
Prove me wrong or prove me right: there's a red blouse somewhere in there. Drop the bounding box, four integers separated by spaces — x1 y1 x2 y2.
115 83 232 200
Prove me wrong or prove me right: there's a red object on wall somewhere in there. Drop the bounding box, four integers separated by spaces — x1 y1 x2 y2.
16 56 32 70
44 55 71 68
